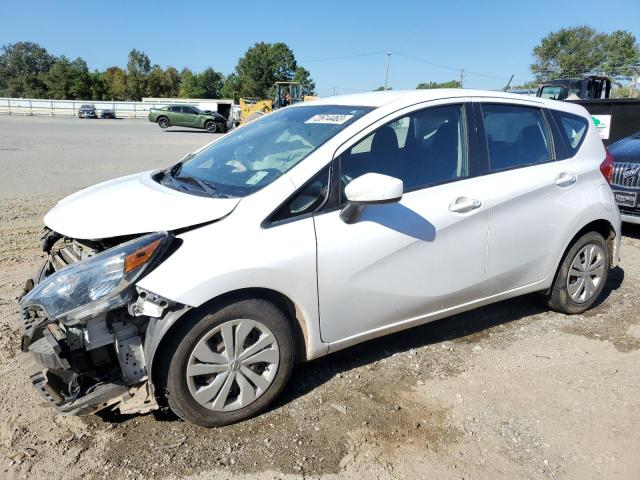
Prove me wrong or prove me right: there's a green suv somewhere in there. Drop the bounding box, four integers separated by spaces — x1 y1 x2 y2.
148 104 229 133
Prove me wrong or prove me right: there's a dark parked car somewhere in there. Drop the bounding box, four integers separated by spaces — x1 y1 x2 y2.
77 104 97 119
609 131 640 224
99 108 116 119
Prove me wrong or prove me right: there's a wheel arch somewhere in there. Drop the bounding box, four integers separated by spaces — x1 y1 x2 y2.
148 287 312 385
565 219 616 262
547 218 617 294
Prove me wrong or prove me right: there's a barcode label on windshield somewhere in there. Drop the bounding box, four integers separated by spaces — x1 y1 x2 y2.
246 171 269 185
305 114 354 125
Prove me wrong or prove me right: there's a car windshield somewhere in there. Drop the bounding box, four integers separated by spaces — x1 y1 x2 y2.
161 105 372 197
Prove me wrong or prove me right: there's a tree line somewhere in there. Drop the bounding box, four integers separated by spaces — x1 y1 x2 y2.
0 41 315 102
531 27 639 82
386 27 639 96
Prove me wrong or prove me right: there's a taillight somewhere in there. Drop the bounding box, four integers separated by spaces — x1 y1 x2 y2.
600 148 614 184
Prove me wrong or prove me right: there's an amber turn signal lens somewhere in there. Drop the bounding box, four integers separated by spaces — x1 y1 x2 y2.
124 239 162 273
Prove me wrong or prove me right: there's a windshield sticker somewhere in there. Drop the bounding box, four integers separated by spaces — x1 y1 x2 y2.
305 114 354 125
246 171 269 185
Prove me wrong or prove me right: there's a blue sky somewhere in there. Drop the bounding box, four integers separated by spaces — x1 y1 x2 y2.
2 0 638 96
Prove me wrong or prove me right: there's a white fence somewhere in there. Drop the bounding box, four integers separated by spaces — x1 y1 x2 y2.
0 97 234 119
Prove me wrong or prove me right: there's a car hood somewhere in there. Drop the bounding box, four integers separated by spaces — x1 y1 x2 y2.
609 133 640 163
44 171 241 240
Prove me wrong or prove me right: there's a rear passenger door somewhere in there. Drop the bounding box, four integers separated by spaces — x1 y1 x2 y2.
476 100 578 296
168 106 187 126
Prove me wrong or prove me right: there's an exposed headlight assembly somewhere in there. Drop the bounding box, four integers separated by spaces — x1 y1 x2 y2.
21 232 172 325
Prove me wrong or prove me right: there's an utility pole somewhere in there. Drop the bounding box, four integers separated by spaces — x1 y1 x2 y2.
459 68 464 88
384 52 391 90
630 67 639 98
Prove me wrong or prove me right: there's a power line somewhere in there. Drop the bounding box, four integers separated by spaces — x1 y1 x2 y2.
300 51 386 64
393 52 460 73
393 52 510 81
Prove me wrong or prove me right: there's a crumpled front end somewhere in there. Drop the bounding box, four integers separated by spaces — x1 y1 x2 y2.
17 230 182 416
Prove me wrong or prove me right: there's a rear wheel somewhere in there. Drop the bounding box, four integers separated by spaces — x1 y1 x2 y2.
205 120 217 133
158 117 170 129
157 298 295 427
546 231 610 314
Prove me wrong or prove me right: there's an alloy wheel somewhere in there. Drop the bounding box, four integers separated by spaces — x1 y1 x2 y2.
186 319 280 412
566 244 605 303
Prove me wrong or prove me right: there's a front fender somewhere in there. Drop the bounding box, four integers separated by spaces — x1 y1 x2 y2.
137 215 326 363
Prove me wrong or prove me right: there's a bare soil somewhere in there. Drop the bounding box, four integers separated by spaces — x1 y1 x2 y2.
1 116 639 480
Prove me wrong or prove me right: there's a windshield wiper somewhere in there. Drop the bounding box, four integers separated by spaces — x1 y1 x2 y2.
162 153 196 178
174 175 217 195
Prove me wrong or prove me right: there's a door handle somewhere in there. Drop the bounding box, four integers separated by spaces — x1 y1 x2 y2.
449 197 482 213
556 172 577 188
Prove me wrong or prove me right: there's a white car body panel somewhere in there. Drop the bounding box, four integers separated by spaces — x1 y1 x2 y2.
44 89 622 364
315 175 490 343
44 171 240 239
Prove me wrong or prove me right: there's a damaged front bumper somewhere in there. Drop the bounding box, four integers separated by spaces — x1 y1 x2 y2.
17 306 157 415
17 231 180 416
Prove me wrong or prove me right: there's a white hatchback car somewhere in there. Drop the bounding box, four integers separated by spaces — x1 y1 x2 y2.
19 90 621 427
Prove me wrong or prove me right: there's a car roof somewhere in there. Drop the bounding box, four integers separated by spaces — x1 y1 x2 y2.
301 88 585 116
306 89 544 107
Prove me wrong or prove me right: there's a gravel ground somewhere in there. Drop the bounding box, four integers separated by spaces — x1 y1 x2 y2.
1 115 639 480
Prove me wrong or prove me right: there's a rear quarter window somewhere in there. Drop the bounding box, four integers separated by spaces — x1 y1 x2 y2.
551 110 589 158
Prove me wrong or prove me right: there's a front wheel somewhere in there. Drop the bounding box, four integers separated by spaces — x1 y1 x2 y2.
546 231 610 314
205 120 217 133
157 298 295 427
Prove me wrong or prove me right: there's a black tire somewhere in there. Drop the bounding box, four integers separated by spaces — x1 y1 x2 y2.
156 298 295 427
158 117 170 129
216 122 227 133
205 120 217 133
545 231 610 314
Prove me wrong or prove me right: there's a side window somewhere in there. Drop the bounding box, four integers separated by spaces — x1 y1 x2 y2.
168 106 180 112
340 104 468 196
481 104 551 171
539 86 563 100
551 110 589 157
269 166 331 223
182 106 197 114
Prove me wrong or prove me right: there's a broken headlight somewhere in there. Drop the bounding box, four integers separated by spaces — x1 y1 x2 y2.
21 232 171 325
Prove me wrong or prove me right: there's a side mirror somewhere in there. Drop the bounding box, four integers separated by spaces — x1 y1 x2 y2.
340 173 403 224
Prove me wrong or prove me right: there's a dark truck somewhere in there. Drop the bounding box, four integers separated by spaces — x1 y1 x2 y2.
537 76 640 146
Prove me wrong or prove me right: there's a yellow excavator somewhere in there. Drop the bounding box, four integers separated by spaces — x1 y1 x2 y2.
239 81 316 125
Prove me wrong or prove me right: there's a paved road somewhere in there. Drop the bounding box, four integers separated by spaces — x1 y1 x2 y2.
0 115 221 199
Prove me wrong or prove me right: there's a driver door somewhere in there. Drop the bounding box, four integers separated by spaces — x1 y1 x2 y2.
181 106 200 126
314 101 490 344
